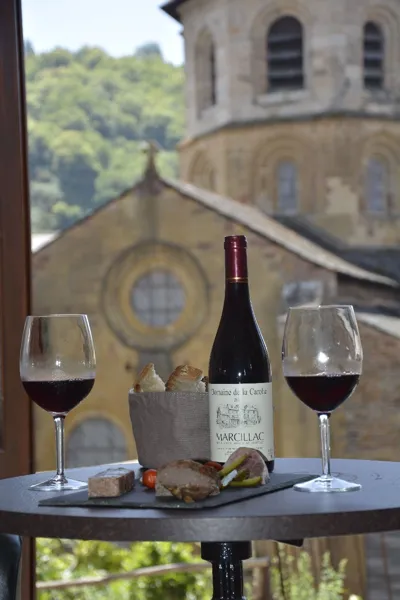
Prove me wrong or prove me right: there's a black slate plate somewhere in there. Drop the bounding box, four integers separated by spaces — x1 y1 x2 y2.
39 472 316 510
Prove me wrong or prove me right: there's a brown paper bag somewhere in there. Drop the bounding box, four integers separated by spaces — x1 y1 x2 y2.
128 390 211 469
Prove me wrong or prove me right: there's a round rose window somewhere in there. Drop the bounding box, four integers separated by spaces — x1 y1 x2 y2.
131 269 186 327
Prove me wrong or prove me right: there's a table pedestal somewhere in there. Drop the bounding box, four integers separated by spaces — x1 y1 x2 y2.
201 541 251 600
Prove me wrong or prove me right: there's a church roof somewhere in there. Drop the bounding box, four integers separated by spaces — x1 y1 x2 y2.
160 176 398 288
32 155 398 290
276 215 400 284
356 311 400 339
161 0 188 22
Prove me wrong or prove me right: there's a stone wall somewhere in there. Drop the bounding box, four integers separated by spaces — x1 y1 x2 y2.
180 0 400 139
180 117 400 245
178 0 400 249
335 323 400 462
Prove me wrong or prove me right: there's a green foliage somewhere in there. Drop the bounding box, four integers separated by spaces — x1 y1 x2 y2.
25 43 184 233
135 43 164 59
37 539 211 600
270 545 354 600
36 539 361 600
24 40 35 56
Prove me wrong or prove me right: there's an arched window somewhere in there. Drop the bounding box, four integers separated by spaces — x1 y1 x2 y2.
267 17 304 91
67 418 127 468
363 22 384 89
277 161 299 213
210 44 217 106
195 30 217 114
365 157 389 214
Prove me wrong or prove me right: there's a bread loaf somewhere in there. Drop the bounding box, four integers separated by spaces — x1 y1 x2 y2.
133 363 207 393
166 364 205 392
134 363 165 393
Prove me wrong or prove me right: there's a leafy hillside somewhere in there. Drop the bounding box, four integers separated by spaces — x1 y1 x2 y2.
24 43 185 232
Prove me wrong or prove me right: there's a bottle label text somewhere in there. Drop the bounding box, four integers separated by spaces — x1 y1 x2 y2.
208 382 274 462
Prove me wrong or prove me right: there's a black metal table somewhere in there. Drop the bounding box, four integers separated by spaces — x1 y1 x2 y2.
1 458 400 599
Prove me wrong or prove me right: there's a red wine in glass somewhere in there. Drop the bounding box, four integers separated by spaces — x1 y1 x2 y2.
285 373 360 414
20 314 96 492
22 378 95 416
282 305 363 493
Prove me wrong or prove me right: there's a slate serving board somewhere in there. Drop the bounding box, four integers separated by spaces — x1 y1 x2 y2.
39 472 316 511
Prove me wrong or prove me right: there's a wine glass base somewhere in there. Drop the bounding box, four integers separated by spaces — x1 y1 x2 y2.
294 476 361 493
29 478 87 492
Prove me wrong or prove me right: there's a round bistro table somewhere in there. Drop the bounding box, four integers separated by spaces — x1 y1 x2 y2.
2 458 400 600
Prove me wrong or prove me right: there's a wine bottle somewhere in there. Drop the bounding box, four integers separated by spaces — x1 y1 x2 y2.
208 235 275 472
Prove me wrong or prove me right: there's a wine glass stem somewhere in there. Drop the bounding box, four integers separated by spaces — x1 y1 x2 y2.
318 413 332 480
53 416 67 483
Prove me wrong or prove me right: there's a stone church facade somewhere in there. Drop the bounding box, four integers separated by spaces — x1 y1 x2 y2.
163 0 400 246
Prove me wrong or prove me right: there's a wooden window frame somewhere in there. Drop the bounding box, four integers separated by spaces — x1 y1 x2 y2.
0 0 34 598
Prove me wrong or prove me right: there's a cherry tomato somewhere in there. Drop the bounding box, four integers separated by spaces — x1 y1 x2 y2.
142 469 157 489
204 461 223 472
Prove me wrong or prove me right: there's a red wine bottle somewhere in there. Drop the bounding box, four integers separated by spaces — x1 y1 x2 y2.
208 235 275 472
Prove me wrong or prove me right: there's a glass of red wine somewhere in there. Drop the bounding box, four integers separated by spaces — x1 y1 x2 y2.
20 314 96 492
282 305 362 493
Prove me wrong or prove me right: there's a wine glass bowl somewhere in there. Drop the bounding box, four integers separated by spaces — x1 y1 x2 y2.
20 314 96 491
282 305 362 493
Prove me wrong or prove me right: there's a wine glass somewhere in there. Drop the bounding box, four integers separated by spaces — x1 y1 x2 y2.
20 314 96 492
282 305 363 493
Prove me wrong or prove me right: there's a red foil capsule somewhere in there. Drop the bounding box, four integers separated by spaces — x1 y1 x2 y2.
224 235 248 282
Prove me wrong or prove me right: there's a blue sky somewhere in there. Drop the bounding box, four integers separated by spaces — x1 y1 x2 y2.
21 0 185 65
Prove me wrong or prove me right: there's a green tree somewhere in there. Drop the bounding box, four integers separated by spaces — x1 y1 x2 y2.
74 46 108 69
36 539 211 600
270 545 361 600
26 45 185 233
36 540 361 600
135 42 163 59
39 47 74 69
50 130 104 212
24 40 35 56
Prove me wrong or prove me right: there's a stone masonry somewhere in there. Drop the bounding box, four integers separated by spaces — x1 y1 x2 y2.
172 0 400 247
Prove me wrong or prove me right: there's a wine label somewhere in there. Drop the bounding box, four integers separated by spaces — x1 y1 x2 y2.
208 382 274 463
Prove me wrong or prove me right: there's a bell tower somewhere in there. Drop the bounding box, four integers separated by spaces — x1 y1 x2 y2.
162 0 400 246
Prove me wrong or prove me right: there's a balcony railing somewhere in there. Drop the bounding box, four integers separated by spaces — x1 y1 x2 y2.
36 556 270 591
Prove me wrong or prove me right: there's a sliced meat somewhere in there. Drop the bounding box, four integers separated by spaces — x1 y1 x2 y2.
223 447 270 484
155 480 174 498
156 459 221 503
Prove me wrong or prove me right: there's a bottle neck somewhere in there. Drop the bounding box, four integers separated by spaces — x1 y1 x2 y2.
224 247 250 307
223 281 251 307
225 245 248 283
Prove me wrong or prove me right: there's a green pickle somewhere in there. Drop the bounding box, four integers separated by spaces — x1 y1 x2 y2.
229 476 262 488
